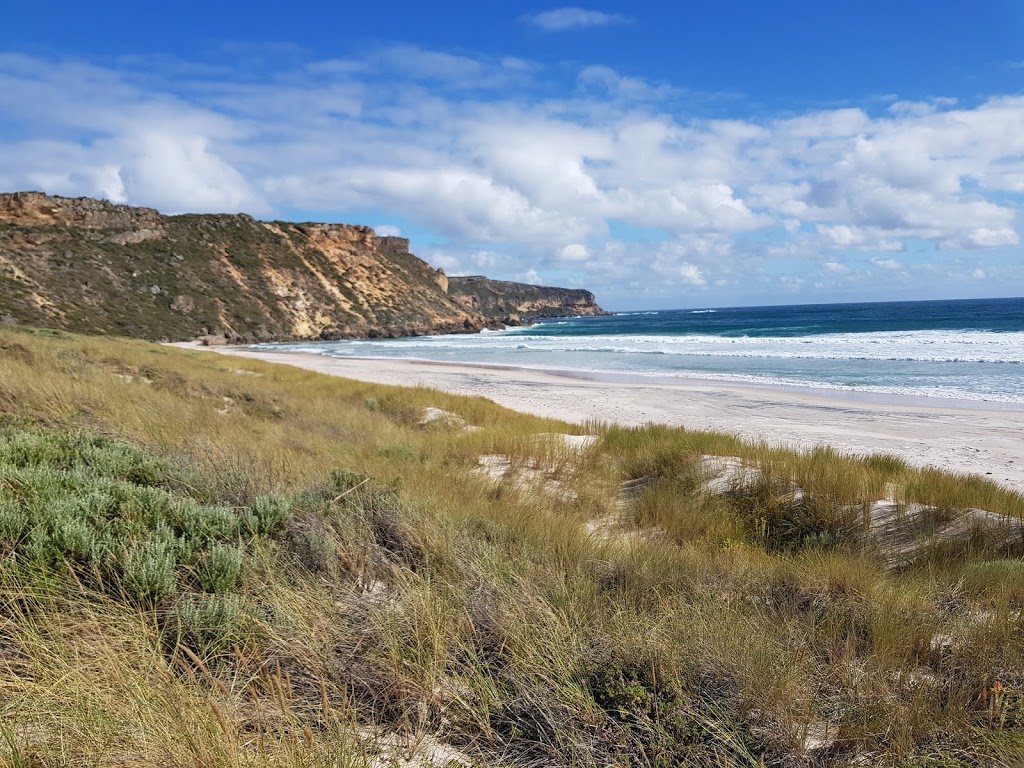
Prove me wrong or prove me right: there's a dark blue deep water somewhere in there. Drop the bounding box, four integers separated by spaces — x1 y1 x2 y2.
546 297 1024 338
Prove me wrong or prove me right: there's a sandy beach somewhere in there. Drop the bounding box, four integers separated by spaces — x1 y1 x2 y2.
174 343 1024 494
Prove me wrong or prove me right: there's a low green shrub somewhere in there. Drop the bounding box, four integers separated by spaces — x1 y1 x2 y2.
123 538 177 603
329 467 368 494
588 661 755 767
196 543 244 594
0 428 169 486
245 494 291 536
0 426 264 614
170 592 248 656
380 445 420 463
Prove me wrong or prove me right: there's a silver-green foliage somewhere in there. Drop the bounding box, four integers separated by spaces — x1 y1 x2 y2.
0 426 284 611
124 538 177 602
197 543 244 593
0 428 167 485
0 500 24 542
172 593 246 654
246 495 290 536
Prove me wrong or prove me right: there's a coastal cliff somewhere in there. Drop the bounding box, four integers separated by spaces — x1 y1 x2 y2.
448 275 609 323
0 192 607 342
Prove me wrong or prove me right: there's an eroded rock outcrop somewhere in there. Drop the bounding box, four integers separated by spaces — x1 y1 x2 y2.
0 191 164 234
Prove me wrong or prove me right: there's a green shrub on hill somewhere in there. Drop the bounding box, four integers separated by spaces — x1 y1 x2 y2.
0 426 284 653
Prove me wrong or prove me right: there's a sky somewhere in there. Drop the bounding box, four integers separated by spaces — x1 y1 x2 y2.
2 1 1024 310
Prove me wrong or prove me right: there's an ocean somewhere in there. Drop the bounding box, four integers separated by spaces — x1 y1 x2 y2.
250 297 1024 406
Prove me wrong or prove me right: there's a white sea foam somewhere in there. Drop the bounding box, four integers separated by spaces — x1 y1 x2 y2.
252 327 1024 403
602 369 1024 404
319 330 1024 365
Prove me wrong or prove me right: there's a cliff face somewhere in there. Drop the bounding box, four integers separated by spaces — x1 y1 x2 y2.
0 192 164 235
0 192 504 342
447 276 609 323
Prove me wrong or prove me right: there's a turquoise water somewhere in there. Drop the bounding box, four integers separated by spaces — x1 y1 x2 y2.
251 297 1024 405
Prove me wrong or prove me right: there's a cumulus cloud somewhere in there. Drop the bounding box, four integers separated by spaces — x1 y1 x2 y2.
678 263 707 287
119 132 261 214
1 47 1022 305
341 166 592 243
524 7 630 31
816 225 906 253
521 268 543 284
559 243 591 262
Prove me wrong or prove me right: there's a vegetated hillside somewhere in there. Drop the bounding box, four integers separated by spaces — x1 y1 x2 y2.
3 325 1024 767
0 192 607 343
448 275 609 321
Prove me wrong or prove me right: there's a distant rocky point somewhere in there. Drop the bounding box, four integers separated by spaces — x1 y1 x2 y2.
447 275 607 322
0 192 607 343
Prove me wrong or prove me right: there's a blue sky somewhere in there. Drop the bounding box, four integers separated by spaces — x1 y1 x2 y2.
2 1 1023 309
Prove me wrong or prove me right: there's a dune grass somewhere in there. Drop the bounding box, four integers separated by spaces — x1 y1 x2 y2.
2 325 1024 766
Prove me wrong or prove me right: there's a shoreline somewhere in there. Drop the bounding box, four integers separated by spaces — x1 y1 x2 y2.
338 354 1024 412
171 343 1024 494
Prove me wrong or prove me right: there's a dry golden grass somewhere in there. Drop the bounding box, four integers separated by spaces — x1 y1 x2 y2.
2 325 1024 767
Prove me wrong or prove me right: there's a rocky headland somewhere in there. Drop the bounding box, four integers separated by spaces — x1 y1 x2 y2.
0 192 607 343
447 275 607 324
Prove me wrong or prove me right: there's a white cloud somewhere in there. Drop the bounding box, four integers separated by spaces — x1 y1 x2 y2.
678 263 707 287
465 117 609 211
340 166 592 243
818 224 861 247
524 7 630 31
470 250 504 271
559 243 591 262
779 275 804 289
521 268 543 284
578 66 676 101
119 132 261 214
374 224 402 237
376 45 482 81
1 48 1023 305
876 239 904 252
816 225 906 253
888 97 957 117
961 227 1018 248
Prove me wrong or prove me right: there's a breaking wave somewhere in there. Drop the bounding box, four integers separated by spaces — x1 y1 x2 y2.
250 299 1024 404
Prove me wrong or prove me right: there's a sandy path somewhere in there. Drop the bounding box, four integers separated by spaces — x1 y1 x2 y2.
172 343 1024 494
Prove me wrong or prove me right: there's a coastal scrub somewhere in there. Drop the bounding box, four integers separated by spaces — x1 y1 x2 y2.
2 325 1024 766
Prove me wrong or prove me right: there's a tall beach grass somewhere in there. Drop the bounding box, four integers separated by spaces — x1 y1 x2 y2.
2 325 1024 766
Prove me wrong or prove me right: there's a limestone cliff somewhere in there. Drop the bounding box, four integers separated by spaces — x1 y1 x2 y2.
1 192 598 343
447 276 609 324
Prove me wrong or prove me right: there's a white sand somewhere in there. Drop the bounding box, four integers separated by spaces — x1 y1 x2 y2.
172 343 1024 493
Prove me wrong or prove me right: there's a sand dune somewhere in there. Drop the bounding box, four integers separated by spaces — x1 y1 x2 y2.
172 343 1024 494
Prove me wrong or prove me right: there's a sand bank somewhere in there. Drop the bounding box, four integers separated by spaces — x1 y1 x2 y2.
172 343 1024 493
